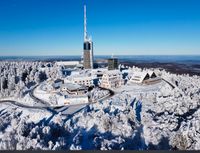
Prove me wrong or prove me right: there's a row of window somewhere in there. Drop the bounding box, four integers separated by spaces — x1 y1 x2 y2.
74 80 91 83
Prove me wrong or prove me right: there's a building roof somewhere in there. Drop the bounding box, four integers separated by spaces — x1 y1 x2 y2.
130 71 150 83
54 79 63 83
71 76 95 81
104 70 121 75
130 71 157 83
56 61 80 66
61 83 86 91
148 71 157 77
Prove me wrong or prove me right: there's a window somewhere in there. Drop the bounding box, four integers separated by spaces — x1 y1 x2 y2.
84 42 91 50
132 79 140 81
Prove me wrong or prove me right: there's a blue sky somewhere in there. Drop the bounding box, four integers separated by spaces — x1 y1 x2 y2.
0 0 200 56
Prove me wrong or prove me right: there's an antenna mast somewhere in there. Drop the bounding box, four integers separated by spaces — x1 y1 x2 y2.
84 5 87 41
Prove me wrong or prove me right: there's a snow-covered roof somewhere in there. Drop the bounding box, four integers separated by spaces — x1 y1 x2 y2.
61 83 86 91
122 69 133 74
56 61 80 66
91 68 107 72
148 71 156 77
91 68 108 75
104 70 121 75
129 70 158 83
130 71 149 83
71 76 94 81
76 64 83 67
71 71 80 76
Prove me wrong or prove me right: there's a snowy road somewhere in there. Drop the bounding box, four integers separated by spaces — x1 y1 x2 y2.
29 85 51 106
54 88 115 116
0 99 90 117
29 83 115 116
0 80 117 128
0 100 58 114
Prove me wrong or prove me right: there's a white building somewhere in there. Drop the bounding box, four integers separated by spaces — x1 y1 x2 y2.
100 70 124 89
57 95 88 106
67 76 95 87
70 71 80 76
61 83 87 95
128 71 161 84
55 61 80 67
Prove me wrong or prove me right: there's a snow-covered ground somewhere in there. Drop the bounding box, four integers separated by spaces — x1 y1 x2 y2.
90 87 110 101
33 83 110 106
0 93 42 107
33 86 53 103
115 80 164 94
0 64 200 150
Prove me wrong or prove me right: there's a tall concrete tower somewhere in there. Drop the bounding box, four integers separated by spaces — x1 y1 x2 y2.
83 5 94 69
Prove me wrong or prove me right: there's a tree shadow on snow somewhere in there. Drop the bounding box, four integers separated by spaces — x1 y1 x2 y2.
147 136 172 150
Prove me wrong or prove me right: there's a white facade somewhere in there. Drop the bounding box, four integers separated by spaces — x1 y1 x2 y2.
68 76 94 87
100 70 124 89
61 83 87 95
57 95 88 106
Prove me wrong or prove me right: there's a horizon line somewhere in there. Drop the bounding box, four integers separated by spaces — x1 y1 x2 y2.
1 54 200 57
